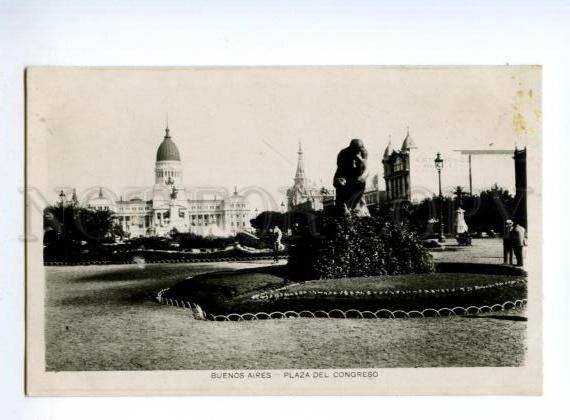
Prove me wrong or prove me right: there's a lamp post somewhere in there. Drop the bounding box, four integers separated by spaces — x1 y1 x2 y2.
434 153 445 242
58 190 66 238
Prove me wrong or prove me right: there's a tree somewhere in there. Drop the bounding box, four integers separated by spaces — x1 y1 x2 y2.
43 205 116 245
453 186 466 207
249 211 284 233
407 184 516 237
112 223 127 241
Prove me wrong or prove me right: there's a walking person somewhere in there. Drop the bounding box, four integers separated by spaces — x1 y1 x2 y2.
503 219 514 265
272 225 283 263
511 221 527 267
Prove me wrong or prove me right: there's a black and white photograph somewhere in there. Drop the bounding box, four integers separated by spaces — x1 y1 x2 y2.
25 66 541 395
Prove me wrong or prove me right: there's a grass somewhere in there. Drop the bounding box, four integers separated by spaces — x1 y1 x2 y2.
283 273 523 292
163 269 527 314
45 262 527 371
165 265 289 310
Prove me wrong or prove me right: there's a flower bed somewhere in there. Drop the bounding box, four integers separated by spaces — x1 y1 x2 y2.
160 263 527 318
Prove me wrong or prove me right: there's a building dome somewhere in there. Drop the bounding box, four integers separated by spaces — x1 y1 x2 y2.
156 127 180 161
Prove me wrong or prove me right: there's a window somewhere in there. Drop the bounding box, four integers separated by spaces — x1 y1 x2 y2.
394 157 403 172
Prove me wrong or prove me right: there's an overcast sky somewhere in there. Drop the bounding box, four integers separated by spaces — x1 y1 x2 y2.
29 66 540 211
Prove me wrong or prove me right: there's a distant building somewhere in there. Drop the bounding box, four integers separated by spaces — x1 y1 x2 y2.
382 128 418 204
86 125 251 238
286 142 332 211
363 189 387 209
322 188 386 212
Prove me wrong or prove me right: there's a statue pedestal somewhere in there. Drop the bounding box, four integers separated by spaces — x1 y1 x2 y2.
455 207 471 245
455 207 468 234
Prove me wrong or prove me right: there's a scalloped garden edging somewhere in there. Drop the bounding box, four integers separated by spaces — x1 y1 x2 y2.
44 254 282 266
156 289 527 321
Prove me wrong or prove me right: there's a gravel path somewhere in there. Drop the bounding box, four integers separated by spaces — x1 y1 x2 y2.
45 262 526 371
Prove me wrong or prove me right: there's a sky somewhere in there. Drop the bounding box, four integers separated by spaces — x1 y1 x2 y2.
28 66 541 211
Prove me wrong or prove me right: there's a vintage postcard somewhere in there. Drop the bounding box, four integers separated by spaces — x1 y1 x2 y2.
25 66 542 395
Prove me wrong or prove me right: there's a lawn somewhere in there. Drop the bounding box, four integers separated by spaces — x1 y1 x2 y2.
45 262 527 371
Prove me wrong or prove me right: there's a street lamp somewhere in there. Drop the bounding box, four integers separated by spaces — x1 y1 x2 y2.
434 153 445 242
58 190 66 238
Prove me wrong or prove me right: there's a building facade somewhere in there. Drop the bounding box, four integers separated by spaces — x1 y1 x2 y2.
88 126 251 238
382 129 418 203
286 142 332 211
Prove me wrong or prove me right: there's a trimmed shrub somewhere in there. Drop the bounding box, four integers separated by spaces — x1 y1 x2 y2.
174 233 236 250
126 236 177 250
288 215 435 280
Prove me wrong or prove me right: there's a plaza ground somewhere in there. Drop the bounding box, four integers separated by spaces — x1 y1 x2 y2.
45 238 527 371
431 237 527 265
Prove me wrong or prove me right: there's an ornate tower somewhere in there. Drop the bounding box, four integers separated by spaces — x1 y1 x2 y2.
294 142 307 188
382 137 394 200
287 142 309 209
382 128 416 203
152 124 187 233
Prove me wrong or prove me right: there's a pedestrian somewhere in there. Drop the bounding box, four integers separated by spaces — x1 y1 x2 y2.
503 219 514 265
272 225 283 263
511 221 527 267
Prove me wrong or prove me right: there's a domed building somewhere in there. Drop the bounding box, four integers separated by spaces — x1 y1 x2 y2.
89 125 251 238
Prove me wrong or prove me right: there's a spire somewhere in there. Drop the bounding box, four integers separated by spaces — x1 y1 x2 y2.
383 135 393 159
295 141 306 181
98 187 103 199
402 126 415 151
164 115 170 139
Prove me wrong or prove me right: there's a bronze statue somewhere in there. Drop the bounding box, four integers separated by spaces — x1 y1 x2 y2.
333 139 370 216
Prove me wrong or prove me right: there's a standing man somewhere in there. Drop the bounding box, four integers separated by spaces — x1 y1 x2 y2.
272 225 283 263
503 219 514 265
511 221 527 267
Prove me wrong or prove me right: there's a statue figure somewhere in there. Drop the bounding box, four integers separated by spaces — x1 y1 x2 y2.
165 177 178 199
333 139 370 216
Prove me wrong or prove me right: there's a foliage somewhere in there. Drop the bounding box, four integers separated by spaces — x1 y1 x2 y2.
249 211 283 231
407 184 517 237
288 215 435 280
125 236 177 250
172 232 236 249
250 210 324 236
43 205 116 245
